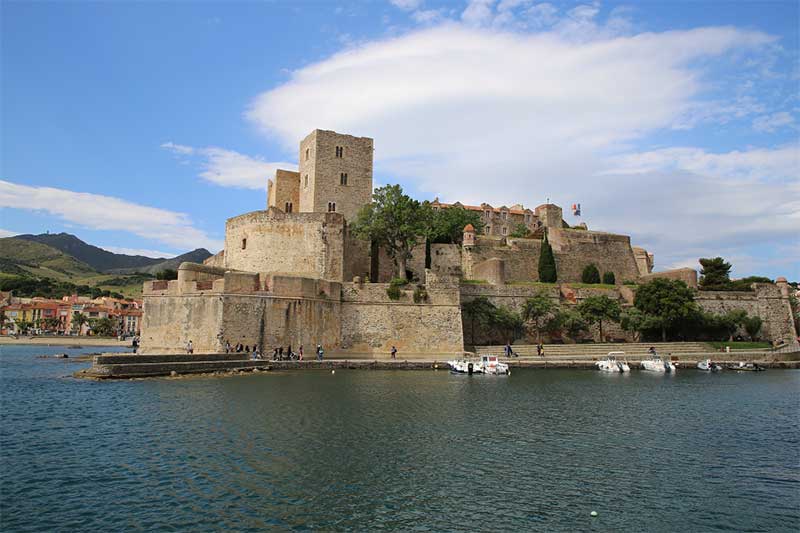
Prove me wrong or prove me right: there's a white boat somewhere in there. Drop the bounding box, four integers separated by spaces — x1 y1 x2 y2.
596 352 630 372
641 353 677 373
697 359 722 372
448 355 510 375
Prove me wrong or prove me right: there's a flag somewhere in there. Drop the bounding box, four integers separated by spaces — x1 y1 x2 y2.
572 203 581 216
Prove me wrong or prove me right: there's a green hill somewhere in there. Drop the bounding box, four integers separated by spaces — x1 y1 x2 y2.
0 237 98 280
15 232 212 272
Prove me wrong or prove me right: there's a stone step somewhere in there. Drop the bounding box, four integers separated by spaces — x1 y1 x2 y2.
94 353 248 365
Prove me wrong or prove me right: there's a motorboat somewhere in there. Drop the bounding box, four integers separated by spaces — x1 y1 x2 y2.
697 359 723 372
729 361 766 372
596 352 630 372
641 353 677 373
448 355 510 375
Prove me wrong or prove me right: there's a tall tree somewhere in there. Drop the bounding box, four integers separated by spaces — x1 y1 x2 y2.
352 185 431 280
555 308 588 342
577 295 621 342
522 292 558 342
538 231 557 282
744 315 762 340
581 264 601 284
428 205 483 244
634 278 698 341
699 257 732 289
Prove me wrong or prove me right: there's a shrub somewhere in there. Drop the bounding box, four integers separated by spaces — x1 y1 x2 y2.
413 286 428 303
387 277 407 300
622 280 637 286
602 271 615 285
538 231 557 282
581 264 601 284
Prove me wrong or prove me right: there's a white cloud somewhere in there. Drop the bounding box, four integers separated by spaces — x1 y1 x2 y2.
0 228 19 238
245 22 796 277
161 143 296 189
100 246 174 258
752 111 796 133
461 0 496 27
390 0 423 10
0 180 223 252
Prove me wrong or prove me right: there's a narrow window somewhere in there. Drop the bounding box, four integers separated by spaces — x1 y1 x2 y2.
502 211 507 220
485 226 491 234
484 210 491 218
502 226 507 235
328 202 336 212
285 202 293 213
340 172 348 185
241 238 247 250
335 146 343 158
304 175 308 188
305 148 310 161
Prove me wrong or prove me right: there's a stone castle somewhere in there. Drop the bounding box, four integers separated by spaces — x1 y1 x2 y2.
138 130 797 355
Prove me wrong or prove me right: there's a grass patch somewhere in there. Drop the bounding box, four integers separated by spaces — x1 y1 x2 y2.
707 341 771 350
507 281 558 287
566 283 616 289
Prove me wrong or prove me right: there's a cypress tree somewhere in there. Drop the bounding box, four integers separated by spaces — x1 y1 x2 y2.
602 271 616 285
582 263 601 284
538 231 557 282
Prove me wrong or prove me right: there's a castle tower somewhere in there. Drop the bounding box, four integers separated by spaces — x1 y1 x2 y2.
463 224 476 247
535 203 563 229
298 129 374 222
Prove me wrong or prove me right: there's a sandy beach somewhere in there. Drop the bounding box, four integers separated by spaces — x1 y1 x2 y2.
0 336 131 347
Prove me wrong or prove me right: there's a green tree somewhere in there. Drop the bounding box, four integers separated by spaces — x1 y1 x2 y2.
699 257 732 290
522 292 558 342
427 205 483 244
43 317 61 332
602 271 616 285
155 269 178 281
634 278 698 341
555 308 588 342
14 318 33 335
462 297 496 345
72 312 89 335
89 317 115 337
743 315 763 340
509 223 530 238
620 307 645 342
537 231 557 283
577 295 621 342
722 309 748 341
581 264 601 284
352 185 431 280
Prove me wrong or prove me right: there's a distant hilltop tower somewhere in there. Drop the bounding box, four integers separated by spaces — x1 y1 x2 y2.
298 129 373 222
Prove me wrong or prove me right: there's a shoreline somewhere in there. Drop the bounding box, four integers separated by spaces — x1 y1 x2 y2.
0 336 131 347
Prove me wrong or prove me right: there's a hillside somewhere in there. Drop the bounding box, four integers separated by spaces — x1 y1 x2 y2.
13 232 211 272
107 249 214 275
0 238 98 280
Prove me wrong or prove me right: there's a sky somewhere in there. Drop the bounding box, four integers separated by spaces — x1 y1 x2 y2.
1 0 798 279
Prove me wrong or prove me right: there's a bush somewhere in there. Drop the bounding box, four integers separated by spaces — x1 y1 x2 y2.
413 286 428 303
622 280 637 286
538 232 557 282
581 264 601 284
602 272 615 285
387 277 407 300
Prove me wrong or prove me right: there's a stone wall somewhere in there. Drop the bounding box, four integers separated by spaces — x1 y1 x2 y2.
267 169 300 213
463 238 541 282
224 209 345 281
299 129 373 222
640 268 698 289
548 228 641 284
339 278 463 356
430 244 462 276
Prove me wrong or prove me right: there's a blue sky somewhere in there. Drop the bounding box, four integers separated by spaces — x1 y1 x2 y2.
1 0 798 279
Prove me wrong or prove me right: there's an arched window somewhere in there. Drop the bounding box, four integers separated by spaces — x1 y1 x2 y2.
340 172 348 185
335 146 343 158
285 202 293 213
241 238 247 250
328 202 336 212
305 148 310 161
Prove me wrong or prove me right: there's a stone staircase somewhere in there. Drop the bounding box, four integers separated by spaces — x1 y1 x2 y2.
474 342 772 361
76 353 270 379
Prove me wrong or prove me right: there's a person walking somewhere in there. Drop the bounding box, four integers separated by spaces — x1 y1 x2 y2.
225 340 231 353
186 340 193 354
316 344 323 361
391 346 397 360
298 345 304 361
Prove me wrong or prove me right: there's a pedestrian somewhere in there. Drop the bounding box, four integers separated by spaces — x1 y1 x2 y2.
272 347 278 360
505 342 512 358
278 346 284 360
225 340 231 353
186 340 193 354
391 345 397 359
298 345 304 361
287 344 293 359
245 345 250 353
536 343 541 356
132 336 139 354
316 344 323 361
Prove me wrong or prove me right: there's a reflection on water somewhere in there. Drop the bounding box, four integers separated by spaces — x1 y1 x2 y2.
1 345 799 532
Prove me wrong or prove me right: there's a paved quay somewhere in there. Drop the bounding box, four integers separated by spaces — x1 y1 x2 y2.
74 351 800 379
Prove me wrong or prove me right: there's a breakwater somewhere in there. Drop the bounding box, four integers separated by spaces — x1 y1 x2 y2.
74 352 800 379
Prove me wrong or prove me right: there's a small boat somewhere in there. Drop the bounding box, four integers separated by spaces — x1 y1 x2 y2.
447 355 510 375
596 352 630 372
697 359 723 372
729 362 766 372
641 352 676 373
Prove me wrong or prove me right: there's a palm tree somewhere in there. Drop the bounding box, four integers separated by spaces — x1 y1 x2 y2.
72 312 89 335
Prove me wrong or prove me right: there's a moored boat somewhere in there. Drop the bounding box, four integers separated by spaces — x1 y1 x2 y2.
447 355 510 375
641 353 676 373
697 359 723 372
596 352 630 372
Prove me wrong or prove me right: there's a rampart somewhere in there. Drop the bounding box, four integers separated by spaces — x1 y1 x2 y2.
224 209 345 281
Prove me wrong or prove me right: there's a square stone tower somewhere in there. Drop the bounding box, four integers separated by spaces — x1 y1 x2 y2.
298 129 373 222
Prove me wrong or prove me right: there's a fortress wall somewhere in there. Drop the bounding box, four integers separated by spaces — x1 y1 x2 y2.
430 244 461 276
640 268 698 289
696 284 797 342
203 250 225 268
463 240 542 282
224 210 345 281
549 228 641 284
343 233 371 282
221 295 341 353
267 169 300 212
373 242 427 282
139 294 224 354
